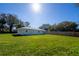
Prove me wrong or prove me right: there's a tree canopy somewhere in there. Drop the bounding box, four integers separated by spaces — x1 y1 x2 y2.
0 13 25 32
39 21 78 32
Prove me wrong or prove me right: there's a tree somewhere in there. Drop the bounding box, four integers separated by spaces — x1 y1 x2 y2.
6 14 22 32
39 24 51 31
7 14 15 32
55 21 78 31
24 22 30 27
0 13 24 33
16 24 24 28
0 18 6 32
49 24 57 31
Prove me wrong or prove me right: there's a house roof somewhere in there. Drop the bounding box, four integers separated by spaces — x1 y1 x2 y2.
18 27 46 31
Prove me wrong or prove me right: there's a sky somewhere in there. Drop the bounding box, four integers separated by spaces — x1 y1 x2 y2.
0 3 79 28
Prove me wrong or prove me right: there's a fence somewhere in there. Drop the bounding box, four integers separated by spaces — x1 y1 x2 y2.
48 31 79 37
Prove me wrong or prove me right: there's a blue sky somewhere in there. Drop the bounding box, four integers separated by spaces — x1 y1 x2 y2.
0 3 79 28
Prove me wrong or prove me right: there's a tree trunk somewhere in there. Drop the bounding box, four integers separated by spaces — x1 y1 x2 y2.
9 24 13 33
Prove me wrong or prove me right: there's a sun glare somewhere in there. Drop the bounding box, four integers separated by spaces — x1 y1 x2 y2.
32 3 41 12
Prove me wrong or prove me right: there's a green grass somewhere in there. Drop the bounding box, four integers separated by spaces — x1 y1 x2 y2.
0 34 79 56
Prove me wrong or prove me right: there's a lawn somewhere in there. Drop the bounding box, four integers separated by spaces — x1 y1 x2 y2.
0 34 79 56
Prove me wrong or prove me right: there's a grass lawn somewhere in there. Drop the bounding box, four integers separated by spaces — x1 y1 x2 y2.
0 34 79 56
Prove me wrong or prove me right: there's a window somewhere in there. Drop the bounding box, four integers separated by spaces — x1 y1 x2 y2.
38 31 40 32
26 30 28 32
32 30 34 32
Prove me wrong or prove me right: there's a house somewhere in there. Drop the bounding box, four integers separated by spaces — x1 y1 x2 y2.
16 27 46 35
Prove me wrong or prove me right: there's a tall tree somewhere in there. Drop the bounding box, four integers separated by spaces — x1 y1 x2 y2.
39 24 51 31
0 13 24 32
0 18 6 32
6 14 22 32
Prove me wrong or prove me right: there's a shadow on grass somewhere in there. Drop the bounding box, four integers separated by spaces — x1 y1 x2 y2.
12 33 46 37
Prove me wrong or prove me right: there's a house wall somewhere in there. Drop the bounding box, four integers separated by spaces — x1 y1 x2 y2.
17 28 45 35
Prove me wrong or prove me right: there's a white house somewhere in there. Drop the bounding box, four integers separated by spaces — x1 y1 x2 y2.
16 27 46 35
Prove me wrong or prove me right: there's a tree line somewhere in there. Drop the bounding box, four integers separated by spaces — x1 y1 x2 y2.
0 13 79 33
39 21 79 32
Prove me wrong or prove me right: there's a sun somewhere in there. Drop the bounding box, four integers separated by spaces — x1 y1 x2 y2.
32 3 41 12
